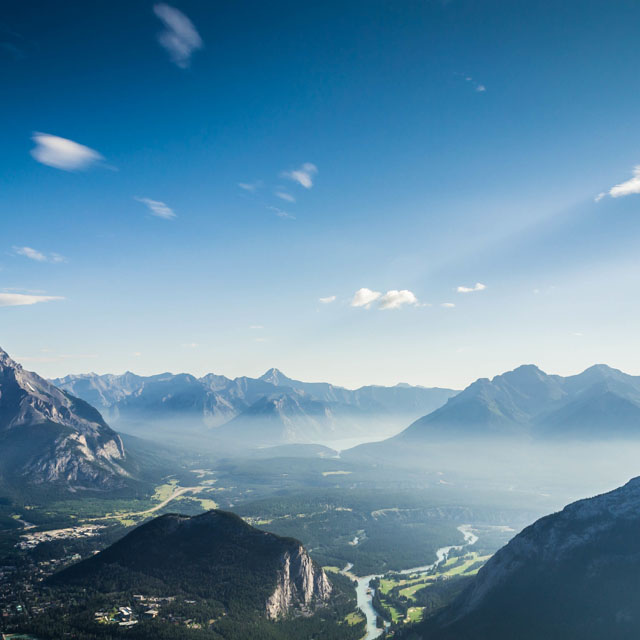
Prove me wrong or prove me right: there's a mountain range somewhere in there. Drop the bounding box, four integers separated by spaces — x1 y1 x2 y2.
0 346 129 490
52 368 458 446
349 364 640 457
416 475 640 639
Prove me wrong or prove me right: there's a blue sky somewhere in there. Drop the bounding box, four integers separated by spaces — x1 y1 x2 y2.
2 0 640 389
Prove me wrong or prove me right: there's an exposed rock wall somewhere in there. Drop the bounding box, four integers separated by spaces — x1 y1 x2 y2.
266 545 332 619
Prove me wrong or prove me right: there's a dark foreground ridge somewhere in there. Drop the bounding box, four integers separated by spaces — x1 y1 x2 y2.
52 509 332 620
410 475 640 640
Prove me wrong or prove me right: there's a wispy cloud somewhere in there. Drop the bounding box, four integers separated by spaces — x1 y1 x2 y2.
135 197 176 219
182 342 199 348
14 246 66 263
268 206 295 220
603 166 640 199
275 191 296 203
153 3 203 69
458 73 486 93
456 282 486 293
0 293 64 307
238 181 263 192
282 163 318 189
31 133 103 171
378 290 419 310
351 288 420 310
319 295 336 304
441 302 456 308
249 325 264 329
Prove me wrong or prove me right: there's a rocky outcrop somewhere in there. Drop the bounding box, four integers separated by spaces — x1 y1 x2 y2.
265 544 332 619
0 346 128 488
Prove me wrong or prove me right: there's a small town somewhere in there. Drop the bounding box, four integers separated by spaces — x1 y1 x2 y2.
17 524 105 551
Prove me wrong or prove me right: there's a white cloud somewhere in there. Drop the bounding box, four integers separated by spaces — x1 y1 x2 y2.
0 293 63 307
608 165 640 198
135 197 176 219
182 342 199 348
456 282 486 293
14 246 66 263
319 295 336 304
351 288 420 310
31 133 103 171
378 289 419 310
249 325 264 329
153 3 203 69
133 352 142 357
594 192 606 202
283 162 317 189
441 302 456 308
351 288 382 308
275 191 296 203
476 84 486 92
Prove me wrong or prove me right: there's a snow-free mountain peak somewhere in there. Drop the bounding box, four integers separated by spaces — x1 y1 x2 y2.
0 345 128 489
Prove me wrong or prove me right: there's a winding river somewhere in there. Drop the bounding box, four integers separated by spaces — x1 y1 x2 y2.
343 525 478 640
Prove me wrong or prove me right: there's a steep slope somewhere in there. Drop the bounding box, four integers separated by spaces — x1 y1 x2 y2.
418 476 640 640
52 509 332 619
0 346 128 489
399 365 567 440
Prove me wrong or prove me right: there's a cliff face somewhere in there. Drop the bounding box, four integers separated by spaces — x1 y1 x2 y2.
265 544 332 619
0 346 128 488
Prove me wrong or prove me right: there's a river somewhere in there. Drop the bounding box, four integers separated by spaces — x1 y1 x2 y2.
343 525 478 640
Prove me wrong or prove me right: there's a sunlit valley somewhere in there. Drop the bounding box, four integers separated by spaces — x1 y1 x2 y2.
3 1 640 639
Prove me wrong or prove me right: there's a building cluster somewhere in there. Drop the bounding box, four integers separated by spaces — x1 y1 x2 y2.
94 596 177 628
17 524 105 550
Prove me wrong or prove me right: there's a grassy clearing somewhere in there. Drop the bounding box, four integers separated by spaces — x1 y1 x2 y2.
152 479 180 502
406 607 424 623
344 611 365 626
323 566 342 574
375 550 492 629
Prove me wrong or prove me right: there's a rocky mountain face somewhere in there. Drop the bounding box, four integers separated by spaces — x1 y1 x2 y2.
52 368 458 445
52 509 332 619
395 363 640 442
0 346 128 489
265 543 332 619
418 476 640 640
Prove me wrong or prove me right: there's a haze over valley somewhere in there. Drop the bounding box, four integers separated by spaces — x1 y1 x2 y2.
3 344 640 638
